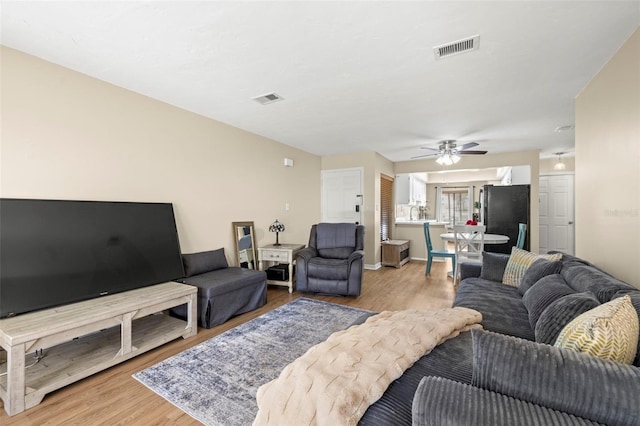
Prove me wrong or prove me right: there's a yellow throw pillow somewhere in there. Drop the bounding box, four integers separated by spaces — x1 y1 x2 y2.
502 247 562 287
554 295 639 364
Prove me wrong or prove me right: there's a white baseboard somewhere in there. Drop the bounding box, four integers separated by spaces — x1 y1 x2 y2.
411 257 446 262
364 263 382 270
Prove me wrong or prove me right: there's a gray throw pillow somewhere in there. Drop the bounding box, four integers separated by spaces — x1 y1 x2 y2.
182 248 228 277
522 274 576 329
479 252 510 282
471 329 640 426
518 258 563 295
534 292 600 345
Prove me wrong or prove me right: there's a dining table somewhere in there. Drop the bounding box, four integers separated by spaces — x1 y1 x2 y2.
439 233 510 245
439 232 510 277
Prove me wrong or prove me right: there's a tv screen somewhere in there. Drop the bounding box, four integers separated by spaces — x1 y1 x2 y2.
0 198 185 318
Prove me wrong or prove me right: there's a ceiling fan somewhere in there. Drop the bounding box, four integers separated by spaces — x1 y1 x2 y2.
411 140 488 165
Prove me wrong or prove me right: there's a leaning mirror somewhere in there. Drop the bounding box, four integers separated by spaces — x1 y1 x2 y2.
232 221 257 269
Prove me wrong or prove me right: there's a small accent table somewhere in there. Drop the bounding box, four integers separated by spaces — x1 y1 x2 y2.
258 243 305 293
381 239 410 268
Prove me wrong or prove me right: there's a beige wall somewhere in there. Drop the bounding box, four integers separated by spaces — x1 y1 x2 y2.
395 151 541 252
6 32 637 288
0 46 322 265
575 28 639 288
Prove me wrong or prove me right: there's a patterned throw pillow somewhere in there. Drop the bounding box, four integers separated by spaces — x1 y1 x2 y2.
554 295 639 364
502 247 562 287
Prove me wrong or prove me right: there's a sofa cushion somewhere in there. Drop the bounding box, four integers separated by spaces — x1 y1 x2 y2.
479 252 510 282
177 267 266 297
182 248 228 277
561 264 634 303
307 257 349 280
454 278 534 340
471 329 640 426
412 376 598 426
360 331 474 425
535 292 600 345
517 258 563 295
550 251 598 268
316 223 356 259
502 247 562 287
555 295 639 365
522 274 576 329
415 376 600 426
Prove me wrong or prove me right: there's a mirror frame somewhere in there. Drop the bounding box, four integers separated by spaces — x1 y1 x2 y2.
232 221 258 270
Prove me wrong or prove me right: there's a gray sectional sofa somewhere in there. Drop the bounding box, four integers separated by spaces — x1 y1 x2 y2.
358 252 640 426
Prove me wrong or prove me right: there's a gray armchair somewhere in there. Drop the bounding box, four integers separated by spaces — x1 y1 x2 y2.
296 223 364 296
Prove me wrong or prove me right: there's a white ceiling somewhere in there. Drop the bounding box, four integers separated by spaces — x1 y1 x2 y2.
2 1 638 162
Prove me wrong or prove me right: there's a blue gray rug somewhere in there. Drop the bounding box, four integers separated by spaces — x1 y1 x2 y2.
133 297 372 426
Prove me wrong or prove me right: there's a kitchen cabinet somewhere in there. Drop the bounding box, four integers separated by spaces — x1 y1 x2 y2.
395 174 427 205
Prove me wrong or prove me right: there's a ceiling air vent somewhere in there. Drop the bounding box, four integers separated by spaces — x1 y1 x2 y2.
433 35 480 60
252 92 284 105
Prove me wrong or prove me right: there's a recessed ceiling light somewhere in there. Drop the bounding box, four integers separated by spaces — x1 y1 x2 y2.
253 92 284 105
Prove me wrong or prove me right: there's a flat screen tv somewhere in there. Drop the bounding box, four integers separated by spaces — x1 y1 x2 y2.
0 198 185 318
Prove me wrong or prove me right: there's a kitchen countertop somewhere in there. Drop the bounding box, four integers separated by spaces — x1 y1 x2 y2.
395 220 448 225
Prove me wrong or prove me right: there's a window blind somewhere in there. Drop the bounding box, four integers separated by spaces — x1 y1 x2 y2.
380 175 394 241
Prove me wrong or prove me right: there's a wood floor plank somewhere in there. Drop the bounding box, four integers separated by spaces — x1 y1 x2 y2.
0 260 454 425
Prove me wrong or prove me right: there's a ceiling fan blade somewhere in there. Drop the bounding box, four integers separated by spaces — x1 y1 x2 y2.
458 150 488 155
419 146 441 152
410 153 439 159
458 142 479 150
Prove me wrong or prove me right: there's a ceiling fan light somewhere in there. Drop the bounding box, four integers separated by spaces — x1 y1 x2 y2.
451 154 461 163
436 156 446 165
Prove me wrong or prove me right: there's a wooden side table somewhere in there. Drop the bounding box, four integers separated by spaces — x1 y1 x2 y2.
381 239 410 268
258 243 305 293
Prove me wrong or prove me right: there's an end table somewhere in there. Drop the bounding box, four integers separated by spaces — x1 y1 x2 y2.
258 243 305 293
381 239 410 268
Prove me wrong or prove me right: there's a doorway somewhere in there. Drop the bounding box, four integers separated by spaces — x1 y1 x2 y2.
539 174 575 255
321 168 363 224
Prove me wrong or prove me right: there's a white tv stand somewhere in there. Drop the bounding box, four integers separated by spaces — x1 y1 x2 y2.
0 281 197 416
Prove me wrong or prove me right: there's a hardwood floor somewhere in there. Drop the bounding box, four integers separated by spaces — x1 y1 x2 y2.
0 260 455 425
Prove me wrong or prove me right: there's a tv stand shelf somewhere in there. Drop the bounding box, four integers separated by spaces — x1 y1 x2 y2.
0 282 197 416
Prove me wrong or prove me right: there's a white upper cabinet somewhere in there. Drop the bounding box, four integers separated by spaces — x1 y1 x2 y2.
395 173 427 205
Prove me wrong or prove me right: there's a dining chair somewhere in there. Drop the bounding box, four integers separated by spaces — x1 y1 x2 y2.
453 224 486 284
516 223 527 249
424 222 456 277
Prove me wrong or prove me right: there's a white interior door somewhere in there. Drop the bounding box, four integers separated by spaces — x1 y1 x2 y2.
321 168 363 223
539 174 575 255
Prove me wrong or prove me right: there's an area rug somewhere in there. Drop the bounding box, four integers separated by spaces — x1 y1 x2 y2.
133 297 372 426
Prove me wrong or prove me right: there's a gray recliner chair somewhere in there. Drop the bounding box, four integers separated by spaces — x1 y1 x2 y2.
296 223 364 296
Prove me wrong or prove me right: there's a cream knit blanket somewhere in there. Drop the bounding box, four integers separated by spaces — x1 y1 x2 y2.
253 307 482 426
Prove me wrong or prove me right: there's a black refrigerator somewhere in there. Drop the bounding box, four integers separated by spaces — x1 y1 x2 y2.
482 184 530 254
